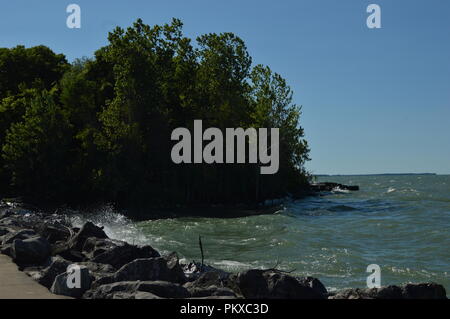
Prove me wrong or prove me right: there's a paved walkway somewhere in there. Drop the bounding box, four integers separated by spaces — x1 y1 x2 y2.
0 255 69 299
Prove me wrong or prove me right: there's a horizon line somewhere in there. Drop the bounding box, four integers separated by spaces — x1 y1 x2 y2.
312 173 448 176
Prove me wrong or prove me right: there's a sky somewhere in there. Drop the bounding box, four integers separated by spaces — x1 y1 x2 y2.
1 0 449 174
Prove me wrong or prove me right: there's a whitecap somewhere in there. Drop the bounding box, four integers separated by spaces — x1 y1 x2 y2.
332 187 350 194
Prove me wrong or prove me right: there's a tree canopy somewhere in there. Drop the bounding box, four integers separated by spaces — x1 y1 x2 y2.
0 18 310 212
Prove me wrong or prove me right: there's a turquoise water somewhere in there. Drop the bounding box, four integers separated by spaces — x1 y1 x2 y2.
73 175 450 293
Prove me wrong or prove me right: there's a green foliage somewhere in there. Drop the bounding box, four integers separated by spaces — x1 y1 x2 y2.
0 19 311 210
2 90 74 201
0 45 69 100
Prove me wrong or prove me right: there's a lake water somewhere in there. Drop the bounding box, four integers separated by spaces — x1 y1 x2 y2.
71 174 450 294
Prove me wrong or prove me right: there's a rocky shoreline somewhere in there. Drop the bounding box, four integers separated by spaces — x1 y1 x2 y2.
0 204 447 299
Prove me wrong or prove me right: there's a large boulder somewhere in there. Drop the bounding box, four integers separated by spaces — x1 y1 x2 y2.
0 243 12 256
111 291 162 299
402 283 447 299
298 276 328 296
2 229 37 245
32 257 116 289
82 237 120 259
38 256 72 288
0 226 15 236
113 258 187 284
83 281 140 299
237 270 325 299
35 223 71 244
88 239 160 269
329 287 399 299
11 236 51 265
164 252 188 284
50 265 92 298
182 261 230 282
187 285 237 298
84 281 188 299
0 209 15 220
184 271 239 295
136 281 190 298
76 261 116 282
52 242 85 262
68 222 108 251
330 283 447 299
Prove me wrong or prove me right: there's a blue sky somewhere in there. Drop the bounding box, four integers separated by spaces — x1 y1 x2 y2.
1 0 449 174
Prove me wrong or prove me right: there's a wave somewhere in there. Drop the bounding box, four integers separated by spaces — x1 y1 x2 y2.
332 187 350 194
64 204 149 246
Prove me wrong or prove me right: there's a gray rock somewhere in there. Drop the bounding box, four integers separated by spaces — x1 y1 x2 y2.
298 276 328 296
82 237 121 259
330 288 381 299
0 226 14 236
38 256 72 288
2 229 37 245
112 291 162 299
86 237 160 269
83 281 140 299
137 281 190 298
52 243 85 262
77 261 116 282
11 236 51 265
182 261 230 281
35 223 71 244
402 283 447 299
164 252 187 284
237 269 325 299
188 285 237 298
50 265 92 298
77 261 116 274
190 295 237 299
183 270 240 297
114 257 187 284
84 280 187 299
329 283 447 299
68 222 108 251
0 209 15 220
0 243 12 256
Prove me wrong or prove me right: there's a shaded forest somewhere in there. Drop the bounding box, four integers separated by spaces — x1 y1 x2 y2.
0 19 310 211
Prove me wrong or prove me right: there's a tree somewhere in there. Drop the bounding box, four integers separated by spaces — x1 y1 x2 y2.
0 45 68 100
0 19 311 211
2 90 75 202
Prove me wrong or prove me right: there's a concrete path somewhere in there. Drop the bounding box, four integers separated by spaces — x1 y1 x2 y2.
0 255 69 299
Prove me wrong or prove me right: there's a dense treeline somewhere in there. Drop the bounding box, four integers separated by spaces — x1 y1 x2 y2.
0 19 310 211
